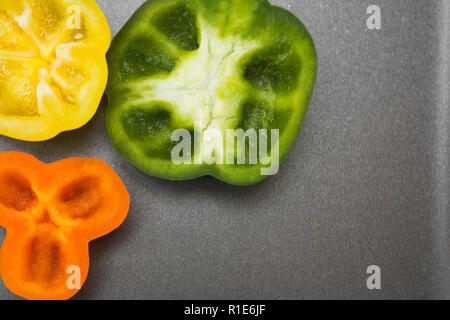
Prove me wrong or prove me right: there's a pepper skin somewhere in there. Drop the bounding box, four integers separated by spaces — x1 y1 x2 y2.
106 0 317 186
0 0 111 141
0 152 130 300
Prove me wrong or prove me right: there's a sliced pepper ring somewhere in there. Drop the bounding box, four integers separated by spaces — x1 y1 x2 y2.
0 0 111 141
0 152 130 300
106 0 317 185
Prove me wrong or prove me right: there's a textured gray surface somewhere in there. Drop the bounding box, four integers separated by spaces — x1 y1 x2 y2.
0 0 449 299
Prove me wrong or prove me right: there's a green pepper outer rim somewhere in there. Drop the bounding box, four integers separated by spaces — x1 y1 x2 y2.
105 0 317 186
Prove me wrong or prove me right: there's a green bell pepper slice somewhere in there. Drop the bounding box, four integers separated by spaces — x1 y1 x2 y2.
106 0 317 186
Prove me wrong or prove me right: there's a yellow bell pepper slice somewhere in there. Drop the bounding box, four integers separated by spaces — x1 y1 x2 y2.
0 0 110 141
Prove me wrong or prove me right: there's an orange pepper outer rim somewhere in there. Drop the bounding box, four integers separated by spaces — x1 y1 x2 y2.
0 152 130 300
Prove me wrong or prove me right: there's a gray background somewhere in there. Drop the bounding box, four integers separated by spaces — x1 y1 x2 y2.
1 0 449 299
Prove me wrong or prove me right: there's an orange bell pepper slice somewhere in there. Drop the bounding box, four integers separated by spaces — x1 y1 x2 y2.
0 152 130 300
